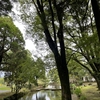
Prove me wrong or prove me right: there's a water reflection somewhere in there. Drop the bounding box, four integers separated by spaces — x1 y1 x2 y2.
19 90 61 100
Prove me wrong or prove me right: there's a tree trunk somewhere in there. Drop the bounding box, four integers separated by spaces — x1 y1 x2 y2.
94 75 100 90
45 31 72 100
96 79 100 90
55 56 71 100
34 1 72 99
0 55 3 65
44 29 72 100
15 85 18 100
91 0 100 41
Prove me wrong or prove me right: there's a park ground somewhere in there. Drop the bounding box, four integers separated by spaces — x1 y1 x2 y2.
81 82 100 100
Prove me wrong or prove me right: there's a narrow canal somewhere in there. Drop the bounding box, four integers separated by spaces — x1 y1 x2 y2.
19 90 61 100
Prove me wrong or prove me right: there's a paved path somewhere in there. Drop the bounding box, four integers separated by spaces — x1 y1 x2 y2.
0 90 10 94
72 94 79 100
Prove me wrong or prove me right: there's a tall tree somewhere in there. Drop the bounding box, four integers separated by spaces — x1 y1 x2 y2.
0 16 25 66
32 1 71 100
91 0 100 41
19 0 72 100
4 49 27 94
64 0 100 89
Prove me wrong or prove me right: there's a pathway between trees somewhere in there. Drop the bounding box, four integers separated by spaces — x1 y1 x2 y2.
0 90 10 93
72 94 78 100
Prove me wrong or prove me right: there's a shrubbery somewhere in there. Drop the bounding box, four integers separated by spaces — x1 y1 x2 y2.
74 87 81 97
74 87 87 100
80 95 87 100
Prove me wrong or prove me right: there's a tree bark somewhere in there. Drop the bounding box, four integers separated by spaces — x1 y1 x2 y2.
0 54 3 64
91 0 100 41
44 29 72 100
55 55 72 100
96 78 100 90
93 75 100 90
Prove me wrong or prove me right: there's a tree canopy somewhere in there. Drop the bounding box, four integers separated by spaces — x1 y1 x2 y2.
0 0 12 16
0 16 25 65
0 0 100 100
17 0 100 100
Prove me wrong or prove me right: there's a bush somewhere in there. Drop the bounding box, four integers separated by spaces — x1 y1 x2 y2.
74 87 81 97
70 84 76 94
74 87 87 100
79 81 83 86
80 95 87 100
0 78 4 84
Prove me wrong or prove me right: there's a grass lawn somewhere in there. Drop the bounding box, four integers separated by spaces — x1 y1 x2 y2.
0 78 4 84
0 84 11 90
81 84 100 100
0 84 11 100
0 78 12 100
0 78 11 90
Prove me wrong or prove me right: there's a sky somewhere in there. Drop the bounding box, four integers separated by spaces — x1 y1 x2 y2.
14 21 36 52
11 2 36 53
11 2 48 59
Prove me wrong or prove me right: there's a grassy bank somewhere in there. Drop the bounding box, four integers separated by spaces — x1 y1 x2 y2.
0 84 11 100
0 92 14 100
0 78 12 100
0 84 10 90
81 84 100 100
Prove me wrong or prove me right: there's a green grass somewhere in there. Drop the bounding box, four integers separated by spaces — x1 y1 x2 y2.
81 84 100 100
0 78 11 90
0 78 12 100
0 84 11 90
0 78 4 84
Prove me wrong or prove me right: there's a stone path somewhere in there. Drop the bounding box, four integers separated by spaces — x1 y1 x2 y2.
72 94 79 100
0 90 10 94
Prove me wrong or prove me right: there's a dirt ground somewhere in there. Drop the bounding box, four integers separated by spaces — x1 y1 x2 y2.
0 91 14 100
72 94 78 100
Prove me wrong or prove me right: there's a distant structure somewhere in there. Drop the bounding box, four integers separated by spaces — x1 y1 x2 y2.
82 76 95 82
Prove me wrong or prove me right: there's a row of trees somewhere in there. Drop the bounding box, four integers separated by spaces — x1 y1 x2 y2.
18 0 100 100
0 16 45 94
0 0 45 95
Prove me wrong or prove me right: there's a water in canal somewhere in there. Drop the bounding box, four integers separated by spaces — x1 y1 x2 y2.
19 90 61 100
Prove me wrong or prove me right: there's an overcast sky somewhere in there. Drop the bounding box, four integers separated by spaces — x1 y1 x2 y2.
11 2 48 59
14 21 36 51
11 2 36 52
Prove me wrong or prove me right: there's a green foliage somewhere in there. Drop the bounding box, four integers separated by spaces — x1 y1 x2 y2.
74 87 81 97
47 68 60 84
20 56 45 86
0 0 12 16
68 59 86 84
78 81 83 86
0 84 10 90
4 48 46 92
70 83 76 93
0 16 25 65
0 78 4 84
80 95 87 100
0 16 25 45
4 49 28 93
